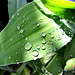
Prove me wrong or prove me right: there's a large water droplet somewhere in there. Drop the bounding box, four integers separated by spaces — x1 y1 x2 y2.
32 50 39 57
37 45 40 50
42 39 46 44
24 42 32 50
42 32 46 37
17 26 20 30
42 45 46 50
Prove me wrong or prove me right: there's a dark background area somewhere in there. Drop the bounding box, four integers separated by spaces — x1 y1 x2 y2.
0 0 33 32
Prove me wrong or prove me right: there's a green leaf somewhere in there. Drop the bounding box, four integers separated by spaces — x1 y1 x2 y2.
64 58 75 71
8 0 27 19
41 0 75 22
46 53 64 75
64 34 75 62
40 52 56 65
0 0 73 66
27 59 43 73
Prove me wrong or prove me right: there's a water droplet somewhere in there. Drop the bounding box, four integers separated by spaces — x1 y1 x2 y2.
27 18 29 20
10 38 13 41
37 45 40 50
25 42 32 50
8 56 11 59
25 37 27 40
27 51 30 54
17 13 19 16
40 8 44 11
16 59 18 62
42 39 46 44
23 20 24 23
22 35 24 37
48 47 50 50
37 23 40 27
54 48 57 51
42 45 46 50
18 42 20 44
20 29 24 33
72 16 74 19
42 32 46 37
33 27 35 29
38 32 39 34
23 16 25 18
40 19 42 22
50 34 54 39
32 50 39 57
19 49 20 51
16 52 17 54
47 42 49 44
21 25 23 27
17 26 20 30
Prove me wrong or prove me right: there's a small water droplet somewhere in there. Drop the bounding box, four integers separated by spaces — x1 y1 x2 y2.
25 42 32 50
18 42 20 44
42 32 46 37
37 23 40 27
40 19 42 22
17 13 19 16
25 37 28 40
16 59 18 62
23 20 24 23
20 29 24 33
16 52 17 54
10 38 13 41
50 34 54 39
42 45 46 50
47 42 49 44
27 51 30 54
22 35 24 37
33 27 35 29
38 32 39 34
42 39 46 44
37 45 40 50
50 42 53 44
48 47 50 50
17 26 20 30
23 16 25 18
32 50 39 57
21 25 23 27
54 48 57 51
40 8 44 11
27 18 29 20
8 56 11 59
19 49 20 51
